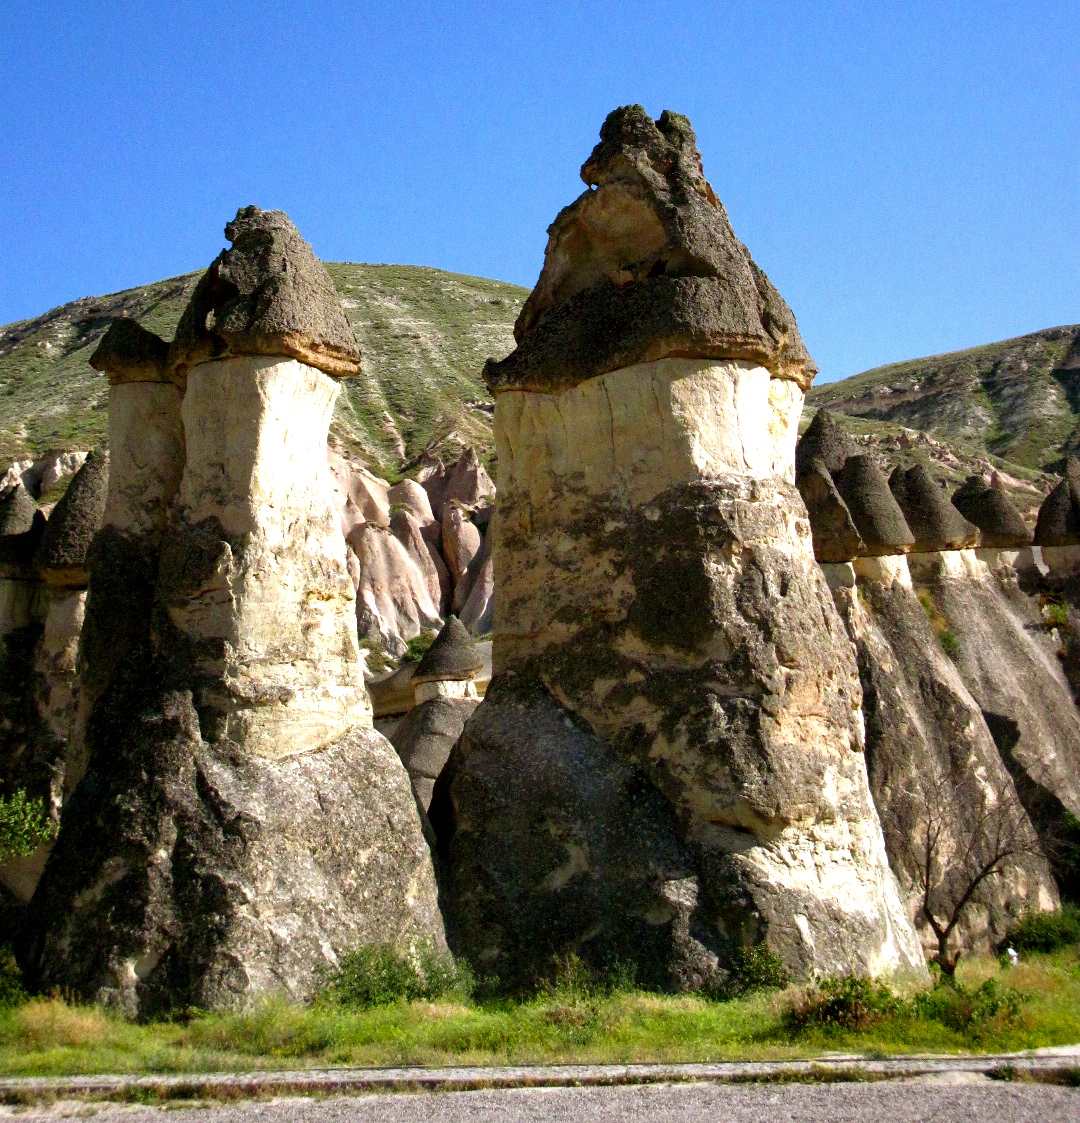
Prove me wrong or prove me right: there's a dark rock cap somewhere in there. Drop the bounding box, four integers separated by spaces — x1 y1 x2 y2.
952 476 1032 548
34 448 109 583
484 106 816 395
796 409 859 479
168 206 361 384
1034 474 1080 547
0 483 47 570
888 464 980 552
834 454 915 556
413 616 483 683
90 317 172 386
796 458 864 563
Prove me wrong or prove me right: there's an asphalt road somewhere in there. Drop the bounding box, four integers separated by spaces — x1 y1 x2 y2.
8 1078 1078 1122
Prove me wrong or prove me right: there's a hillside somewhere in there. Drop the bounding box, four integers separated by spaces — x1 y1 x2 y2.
807 325 1080 472
0 264 529 476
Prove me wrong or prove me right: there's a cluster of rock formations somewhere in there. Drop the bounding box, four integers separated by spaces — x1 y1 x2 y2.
1 108 1079 1010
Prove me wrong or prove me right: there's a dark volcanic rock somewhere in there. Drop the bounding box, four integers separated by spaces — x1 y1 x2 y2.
485 106 816 394
0 484 46 570
413 616 482 684
796 409 858 478
834 454 915 556
795 458 864 563
888 464 980 552
21 667 444 1016
951 476 1033 548
33 449 108 583
391 695 478 812
1034 474 1080 547
169 206 361 383
90 318 171 384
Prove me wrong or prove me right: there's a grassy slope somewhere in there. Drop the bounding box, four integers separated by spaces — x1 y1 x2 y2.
2 952 1079 1075
0 265 528 477
807 326 1080 472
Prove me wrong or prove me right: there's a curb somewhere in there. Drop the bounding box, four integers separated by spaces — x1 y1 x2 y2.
1 1053 1078 1104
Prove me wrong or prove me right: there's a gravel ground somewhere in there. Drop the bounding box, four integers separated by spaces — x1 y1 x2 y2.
5 1079 1078 1122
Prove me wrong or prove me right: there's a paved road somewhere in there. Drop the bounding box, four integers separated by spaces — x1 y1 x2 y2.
7 1078 1078 1122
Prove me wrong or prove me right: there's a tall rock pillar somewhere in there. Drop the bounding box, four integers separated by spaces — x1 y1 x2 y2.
23 208 445 1015
434 108 924 989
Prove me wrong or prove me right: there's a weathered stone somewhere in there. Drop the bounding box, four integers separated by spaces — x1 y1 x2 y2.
159 356 369 757
89 318 172 385
888 464 979 552
795 409 858 479
328 454 391 537
350 523 442 659
168 206 361 384
21 682 445 1016
416 448 495 523
0 484 46 575
390 508 449 617
486 107 816 394
835 564 1057 950
952 476 1033 549
796 458 864 563
413 616 482 685
443 502 483 613
1034 474 1080 547
441 179 923 990
33 450 108 585
834 455 915 556
459 542 493 636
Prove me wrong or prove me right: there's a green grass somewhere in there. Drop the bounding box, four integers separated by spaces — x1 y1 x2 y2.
1 949 1078 1077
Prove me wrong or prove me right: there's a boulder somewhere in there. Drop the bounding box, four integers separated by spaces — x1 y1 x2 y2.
435 109 923 990
888 464 979 553
486 106 816 394
952 476 1032 549
834 454 915 556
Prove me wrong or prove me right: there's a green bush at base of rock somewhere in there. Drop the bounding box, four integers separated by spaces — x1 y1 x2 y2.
0 790 54 861
1008 904 1080 953
319 942 474 1008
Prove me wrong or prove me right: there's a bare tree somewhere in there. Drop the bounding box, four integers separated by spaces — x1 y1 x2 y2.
900 762 1045 979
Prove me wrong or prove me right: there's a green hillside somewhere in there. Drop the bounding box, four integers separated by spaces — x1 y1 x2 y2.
0 264 529 477
807 326 1080 472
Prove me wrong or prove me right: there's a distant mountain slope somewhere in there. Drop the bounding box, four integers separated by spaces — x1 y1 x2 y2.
0 264 528 475
807 326 1080 471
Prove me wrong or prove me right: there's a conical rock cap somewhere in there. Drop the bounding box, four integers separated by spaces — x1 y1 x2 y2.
796 458 864 563
34 448 108 583
889 464 979 552
952 476 1032 548
169 206 361 384
796 409 858 478
413 616 483 683
485 106 816 394
834 454 914 556
90 317 172 385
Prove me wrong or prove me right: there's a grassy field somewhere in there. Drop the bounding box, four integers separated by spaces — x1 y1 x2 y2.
1 948 1078 1077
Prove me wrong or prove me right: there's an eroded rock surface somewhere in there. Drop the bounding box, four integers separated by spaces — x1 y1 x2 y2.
889 464 979 553
436 109 923 990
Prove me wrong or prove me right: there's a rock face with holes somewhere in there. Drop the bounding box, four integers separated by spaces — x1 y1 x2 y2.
21 207 446 1015
433 107 924 991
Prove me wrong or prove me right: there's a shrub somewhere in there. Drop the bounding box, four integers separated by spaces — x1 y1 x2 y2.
1044 602 1070 630
320 941 473 1008
1008 904 1080 953
401 631 436 665
0 946 26 1008
0 789 54 861
787 976 902 1031
726 944 791 996
912 977 1023 1031
940 629 961 660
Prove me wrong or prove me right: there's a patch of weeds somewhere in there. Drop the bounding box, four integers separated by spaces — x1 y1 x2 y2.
1042 600 1071 631
939 629 961 661
718 944 791 998
0 788 54 860
0 948 26 1009
1008 903 1080 953
787 976 903 1032
400 631 437 665
362 641 392 676
319 941 474 1009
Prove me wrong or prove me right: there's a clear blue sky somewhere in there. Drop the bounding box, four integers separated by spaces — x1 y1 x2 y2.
1 0 1076 382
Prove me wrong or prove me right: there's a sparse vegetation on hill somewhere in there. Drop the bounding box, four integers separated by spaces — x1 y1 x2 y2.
0 264 528 476
808 326 1080 473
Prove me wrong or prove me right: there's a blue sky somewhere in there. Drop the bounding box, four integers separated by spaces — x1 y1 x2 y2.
0 0 1076 382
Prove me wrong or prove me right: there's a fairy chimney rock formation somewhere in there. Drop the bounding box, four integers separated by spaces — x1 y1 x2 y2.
391 617 483 810
952 476 1032 550
23 208 447 1014
834 454 915 559
795 409 857 478
0 483 46 640
436 107 924 990
1034 460 1080 576
33 450 108 587
888 464 979 554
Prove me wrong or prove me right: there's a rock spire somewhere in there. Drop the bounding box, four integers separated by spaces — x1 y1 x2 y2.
436 108 924 991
